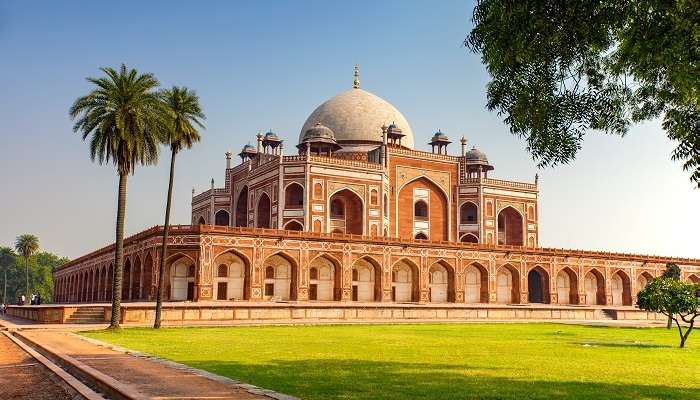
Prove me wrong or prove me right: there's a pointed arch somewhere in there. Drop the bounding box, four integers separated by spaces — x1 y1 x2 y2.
284 182 304 209
464 262 489 303
496 264 520 304
497 206 524 246
213 250 251 301
142 253 154 300
583 268 605 305
106 263 114 301
352 256 382 301
284 220 303 231
555 267 579 304
328 188 364 235
528 266 550 304
235 186 249 227
92 268 99 302
611 269 632 306
215 209 230 226
414 232 428 240
197 216 206 225
460 233 478 243
308 253 342 301
397 176 449 241
460 201 478 224
262 251 298 301
256 192 272 228
168 254 196 301
131 256 142 300
391 258 420 302
428 260 455 303
636 271 654 294
688 274 700 283
122 258 132 300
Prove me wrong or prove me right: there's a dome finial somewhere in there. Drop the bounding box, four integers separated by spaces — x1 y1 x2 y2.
353 64 360 89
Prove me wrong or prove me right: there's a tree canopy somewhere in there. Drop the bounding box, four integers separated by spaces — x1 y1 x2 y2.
466 0 700 186
637 277 700 348
0 246 67 304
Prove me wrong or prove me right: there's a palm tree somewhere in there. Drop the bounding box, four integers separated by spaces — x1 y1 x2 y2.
15 235 39 303
154 86 205 328
70 64 167 329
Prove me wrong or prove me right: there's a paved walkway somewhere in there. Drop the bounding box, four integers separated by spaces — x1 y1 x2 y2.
0 315 294 400
19 330 276 400
0 333 75 400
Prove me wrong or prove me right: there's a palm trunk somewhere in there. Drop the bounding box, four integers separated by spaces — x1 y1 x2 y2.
110 172 128 329
154 149 177 328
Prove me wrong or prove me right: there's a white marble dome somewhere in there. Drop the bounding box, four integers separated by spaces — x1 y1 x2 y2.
299 88 414 149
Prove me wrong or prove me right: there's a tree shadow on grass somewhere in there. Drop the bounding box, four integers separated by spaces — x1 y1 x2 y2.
187 359 696 400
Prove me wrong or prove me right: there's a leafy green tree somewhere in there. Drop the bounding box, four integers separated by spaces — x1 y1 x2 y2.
466 0 700 186
70 64 167 328
15 234 39 301
0 247 16 305
663 262 683 328
154 86 205 329
0 248 66 304
637 277 700 348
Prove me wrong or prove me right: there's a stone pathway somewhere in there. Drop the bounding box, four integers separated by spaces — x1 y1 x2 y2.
17 329 287 400
0 333 76 400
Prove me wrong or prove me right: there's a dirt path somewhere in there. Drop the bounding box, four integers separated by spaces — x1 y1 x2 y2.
0 334 75 400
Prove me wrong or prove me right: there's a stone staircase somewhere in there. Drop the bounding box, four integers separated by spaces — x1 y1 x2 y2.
600 309 617 320
65 307 105 324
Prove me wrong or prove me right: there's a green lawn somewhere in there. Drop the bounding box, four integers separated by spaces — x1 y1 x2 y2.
83 323 700 400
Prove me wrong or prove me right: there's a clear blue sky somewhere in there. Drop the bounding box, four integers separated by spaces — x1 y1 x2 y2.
1 1 698 259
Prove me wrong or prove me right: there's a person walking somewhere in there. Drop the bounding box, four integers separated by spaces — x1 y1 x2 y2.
20 294 25 305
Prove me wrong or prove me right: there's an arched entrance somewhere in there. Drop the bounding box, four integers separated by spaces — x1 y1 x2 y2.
460 202 478 224
235 186 248 227
263 254 297 301
197 216 206 225
637 272 653 295
328 189 363 235
689 274 700 283
497 207 524 246
460 234 478 243
398 177 449 241
131 257 142 300
170 257 195 301
584 269 606 305
257 193 271 228
142 254 153 300
528 267 550 304
215 210 230 226
392 260 419 302
464 263 489 303
308 256 340 301
284 221 303 231
611 270 632 306
122 259 132 300
428 263 450 303
496 266 519 304
285 183 304 209
352 257 381 301
556 268 578 304
213 252 248 301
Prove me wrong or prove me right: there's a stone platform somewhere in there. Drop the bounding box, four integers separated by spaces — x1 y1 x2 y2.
7 302 665 325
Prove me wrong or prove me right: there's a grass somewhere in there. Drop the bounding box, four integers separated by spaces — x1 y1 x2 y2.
83 323 700 400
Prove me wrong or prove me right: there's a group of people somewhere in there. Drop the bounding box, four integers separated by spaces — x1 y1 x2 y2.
13 293 41 306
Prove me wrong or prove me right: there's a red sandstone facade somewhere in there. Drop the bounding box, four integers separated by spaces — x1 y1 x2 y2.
53 71 700 308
